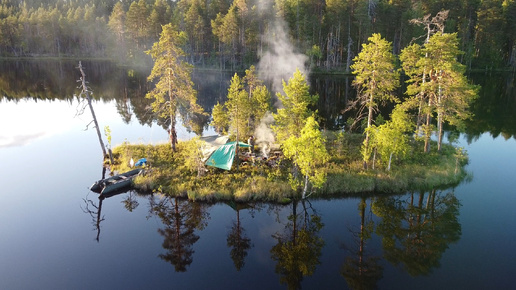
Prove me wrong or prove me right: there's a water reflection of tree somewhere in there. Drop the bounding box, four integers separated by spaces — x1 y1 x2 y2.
82 189 141 242
270 200 324 290
150 196 209 272
465 73 516 140
122 192 139 212
82 194 105 242
341 197 383 290
372 190 461 276
226 202 253 271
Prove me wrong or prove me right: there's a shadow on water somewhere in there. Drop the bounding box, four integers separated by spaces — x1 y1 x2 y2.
341 197 383 290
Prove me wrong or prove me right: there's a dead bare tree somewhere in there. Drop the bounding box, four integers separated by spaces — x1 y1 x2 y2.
410 10 450 44
77 61 113 164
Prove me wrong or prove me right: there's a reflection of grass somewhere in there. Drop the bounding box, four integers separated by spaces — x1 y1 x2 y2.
110 133 469 202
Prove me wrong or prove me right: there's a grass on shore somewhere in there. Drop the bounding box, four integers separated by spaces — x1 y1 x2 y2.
109 133 470 203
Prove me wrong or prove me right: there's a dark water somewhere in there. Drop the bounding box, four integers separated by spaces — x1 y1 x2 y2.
0 61 515 289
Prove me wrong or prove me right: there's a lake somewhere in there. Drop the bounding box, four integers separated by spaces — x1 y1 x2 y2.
0 61 515 289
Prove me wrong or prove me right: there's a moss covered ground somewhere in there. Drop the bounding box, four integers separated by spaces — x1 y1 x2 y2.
109 133 470 203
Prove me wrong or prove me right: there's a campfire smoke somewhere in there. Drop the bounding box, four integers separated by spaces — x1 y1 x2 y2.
254 112 275 158
256 1 308 98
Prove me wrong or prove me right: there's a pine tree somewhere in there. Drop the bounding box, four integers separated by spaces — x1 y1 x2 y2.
210 65 271 139
401 32 478 152
146 23 205 152
350 33 399 169
423 32 478 151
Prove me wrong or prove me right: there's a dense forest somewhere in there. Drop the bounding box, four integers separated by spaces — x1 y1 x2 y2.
0 0 515 71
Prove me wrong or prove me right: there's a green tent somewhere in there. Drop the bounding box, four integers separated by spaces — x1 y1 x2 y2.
205 141 250 170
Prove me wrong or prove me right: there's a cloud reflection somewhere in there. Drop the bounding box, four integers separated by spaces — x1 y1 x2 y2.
0 132 46 148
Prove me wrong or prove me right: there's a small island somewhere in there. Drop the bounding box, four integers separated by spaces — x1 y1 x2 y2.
109 133 469 203
106 25 475 203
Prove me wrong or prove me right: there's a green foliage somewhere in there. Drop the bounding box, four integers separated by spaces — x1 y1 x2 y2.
210 101 229 134
351 33 400 108
104 125 112 149
366 105 413 170
0 0 514 69
146 23 205 150
210 65 271 141
351 33 400 166
273 69 318 144
225 73 251 139
400 32 479 151
283 116 330 195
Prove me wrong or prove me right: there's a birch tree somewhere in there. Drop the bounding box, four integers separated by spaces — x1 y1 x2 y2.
282 116 329 199
367 105 412 171
272 69 318 143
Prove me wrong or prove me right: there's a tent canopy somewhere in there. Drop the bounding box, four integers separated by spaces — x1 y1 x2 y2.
200 135 230 161
205 141 250 170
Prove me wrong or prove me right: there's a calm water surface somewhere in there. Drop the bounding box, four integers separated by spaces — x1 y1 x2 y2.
0 63 515 289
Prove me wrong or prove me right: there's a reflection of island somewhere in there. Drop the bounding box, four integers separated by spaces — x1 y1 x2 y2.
270 200 324 289
372 190 461 276
150 196 209 272
226 202 253 271
341 197 383 290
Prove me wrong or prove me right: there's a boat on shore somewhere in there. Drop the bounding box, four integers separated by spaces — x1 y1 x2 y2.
90 168 143 196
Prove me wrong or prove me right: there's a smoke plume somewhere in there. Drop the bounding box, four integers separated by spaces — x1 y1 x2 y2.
256 2 308 96
254 112 275 157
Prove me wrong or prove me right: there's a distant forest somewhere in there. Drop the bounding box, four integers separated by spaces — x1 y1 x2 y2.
1 0 515 71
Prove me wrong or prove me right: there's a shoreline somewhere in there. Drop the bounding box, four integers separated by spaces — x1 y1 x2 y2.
108 134 470 203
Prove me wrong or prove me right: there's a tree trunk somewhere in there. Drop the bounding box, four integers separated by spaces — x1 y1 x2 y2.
437 113 443 151
437 76 443 151
363 91 374 169
372 148 376 170
345 13 353 73
424 112 431 153
78 61 113 164
169 115 177 152
302 174 309 199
